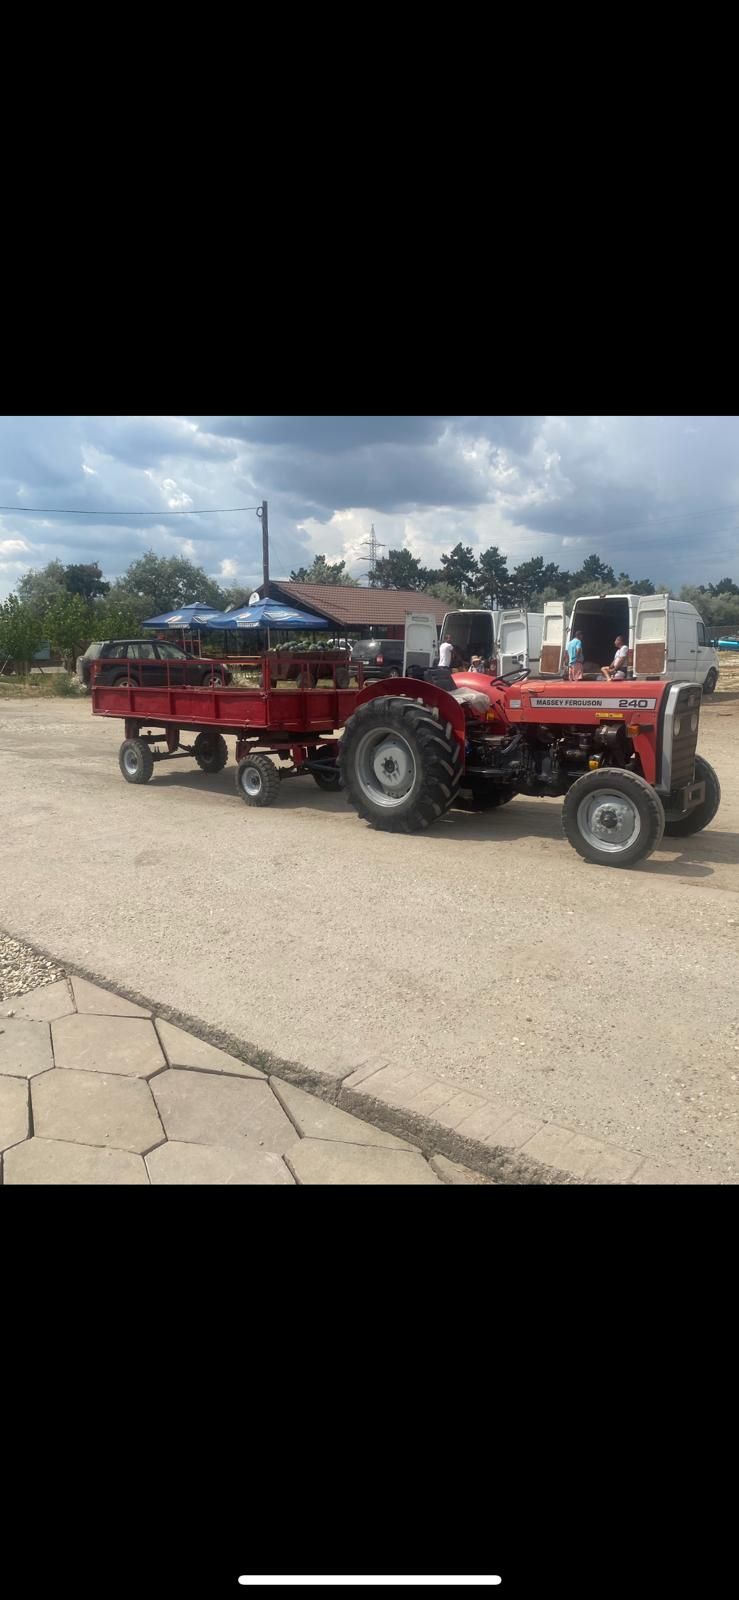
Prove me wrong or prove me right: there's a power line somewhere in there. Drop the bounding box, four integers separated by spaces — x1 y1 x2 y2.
0 504 260 516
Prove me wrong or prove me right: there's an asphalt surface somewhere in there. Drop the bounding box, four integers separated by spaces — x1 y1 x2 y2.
1 696 737 1181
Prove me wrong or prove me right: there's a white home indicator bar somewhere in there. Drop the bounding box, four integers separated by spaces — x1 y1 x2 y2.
238 1581 502 1588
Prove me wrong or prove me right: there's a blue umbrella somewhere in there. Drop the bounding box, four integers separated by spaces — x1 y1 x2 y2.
143 603 236 629
226 599 330 631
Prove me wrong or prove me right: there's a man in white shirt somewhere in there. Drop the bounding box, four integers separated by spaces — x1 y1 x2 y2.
438 639 454 669
602 635 629 680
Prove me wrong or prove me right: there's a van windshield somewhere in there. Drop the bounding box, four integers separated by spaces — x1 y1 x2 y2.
440 612 494 661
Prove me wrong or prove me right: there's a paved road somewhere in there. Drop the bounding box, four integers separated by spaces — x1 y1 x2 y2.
1 697 737 1180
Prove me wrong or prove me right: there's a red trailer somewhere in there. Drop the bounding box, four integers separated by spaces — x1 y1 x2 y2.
91 651 362 804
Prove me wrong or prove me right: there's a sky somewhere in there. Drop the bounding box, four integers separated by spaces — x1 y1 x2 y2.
1 415 738 601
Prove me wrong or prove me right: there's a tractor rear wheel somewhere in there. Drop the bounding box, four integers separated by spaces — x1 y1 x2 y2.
340 695 461 832
663 755 721 836
235 753 280 807
562 768 665 867
193 731 229 773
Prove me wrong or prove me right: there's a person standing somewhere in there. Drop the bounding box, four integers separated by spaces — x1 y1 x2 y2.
438 638 454 669
566 630 584 680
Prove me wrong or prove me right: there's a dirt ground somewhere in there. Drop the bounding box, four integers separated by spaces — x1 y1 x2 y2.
1 683 737 1182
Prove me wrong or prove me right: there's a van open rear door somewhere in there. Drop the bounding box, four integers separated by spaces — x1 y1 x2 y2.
497 610 529 674
540 602 567 674
633 595 668 677
403 612 438 675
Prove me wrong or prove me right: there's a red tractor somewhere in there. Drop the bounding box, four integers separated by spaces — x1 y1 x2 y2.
339 666 720 867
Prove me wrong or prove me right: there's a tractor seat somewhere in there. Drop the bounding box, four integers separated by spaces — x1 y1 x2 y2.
450 687 491 715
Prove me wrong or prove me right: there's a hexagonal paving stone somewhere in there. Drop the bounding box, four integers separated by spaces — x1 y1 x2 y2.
70 977 150 1017
146 1142 294 1185
3 1138 148 1184
0 1076 29 1150
32 1070 163 1153
12 981 76 1022
151 1070 296 1154
0 1018 53 1079
51 1014 165 1077
285 1139 440 1185
155 1019 264 1079
271 1077 416 1150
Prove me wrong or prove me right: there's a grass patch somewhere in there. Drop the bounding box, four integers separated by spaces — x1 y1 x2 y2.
0 673 84 699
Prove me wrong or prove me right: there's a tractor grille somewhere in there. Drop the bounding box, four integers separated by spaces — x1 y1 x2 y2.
664 684 702 791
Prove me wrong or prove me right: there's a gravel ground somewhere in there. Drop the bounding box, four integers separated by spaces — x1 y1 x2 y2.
0 695 737 1181
0 934 64 1002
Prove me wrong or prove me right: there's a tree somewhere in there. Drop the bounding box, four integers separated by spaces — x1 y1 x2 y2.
425 581 480 609
631 578 656 595
117 552 226 614
509 557 565 607
708 576 739 596
94 592 152 638
570 553 616 588
44 593 94 670
0 595 44 673
475 546 511 607
440 543 478 594
63 561 110 601
288 554 358 586
16 560 66 617
372 549 426 590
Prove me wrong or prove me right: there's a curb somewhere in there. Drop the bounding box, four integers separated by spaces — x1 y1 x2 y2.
1 926 706 1185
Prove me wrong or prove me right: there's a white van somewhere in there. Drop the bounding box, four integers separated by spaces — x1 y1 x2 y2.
440 609 545 675
540 594 720 692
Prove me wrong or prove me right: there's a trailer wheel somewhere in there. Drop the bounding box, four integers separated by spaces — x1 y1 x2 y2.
119 738 154 785
563 769 665 867
193 731 229 774
663 756 721 836
340 695 461 832
459 779 515 811
235 753 280 807
310 747 343 791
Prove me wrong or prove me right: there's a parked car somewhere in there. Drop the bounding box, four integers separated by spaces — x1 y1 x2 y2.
349 638 405 679
76 639 232 690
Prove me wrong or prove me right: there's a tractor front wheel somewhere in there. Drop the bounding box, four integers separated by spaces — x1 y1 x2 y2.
563 768 665 867
663 755 721 836
340 695 461 832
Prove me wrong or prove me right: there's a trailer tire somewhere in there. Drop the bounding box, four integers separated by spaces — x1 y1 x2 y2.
663 755 721 836
194 731 229 774
563 768 665 866
340 695 462 832
119 738 154 785
235 753 280 807
459 779 515 811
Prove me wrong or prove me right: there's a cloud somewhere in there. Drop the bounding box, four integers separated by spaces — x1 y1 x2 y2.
2 415 739 600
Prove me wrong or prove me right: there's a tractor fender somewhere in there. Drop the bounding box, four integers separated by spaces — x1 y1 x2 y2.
352 678 468 754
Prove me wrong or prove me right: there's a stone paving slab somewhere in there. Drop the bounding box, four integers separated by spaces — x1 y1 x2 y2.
32 1070 163 1154
4 1137 148 1184
51 1013 166 1078
71 977 151 1017
0 1076 30 1151
0 1018 54 1079
271 1077 416 1150
285 1138 441 1185
11 980 75 1022
145 1141 294 1185
151 1070 296 1154
155 1019 264 1079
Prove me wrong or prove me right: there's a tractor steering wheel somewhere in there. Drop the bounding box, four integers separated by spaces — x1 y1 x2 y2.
492 667 530 687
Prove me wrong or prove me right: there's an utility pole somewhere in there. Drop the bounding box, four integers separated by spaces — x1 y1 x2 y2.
257 499 270 590
358 523 385 586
